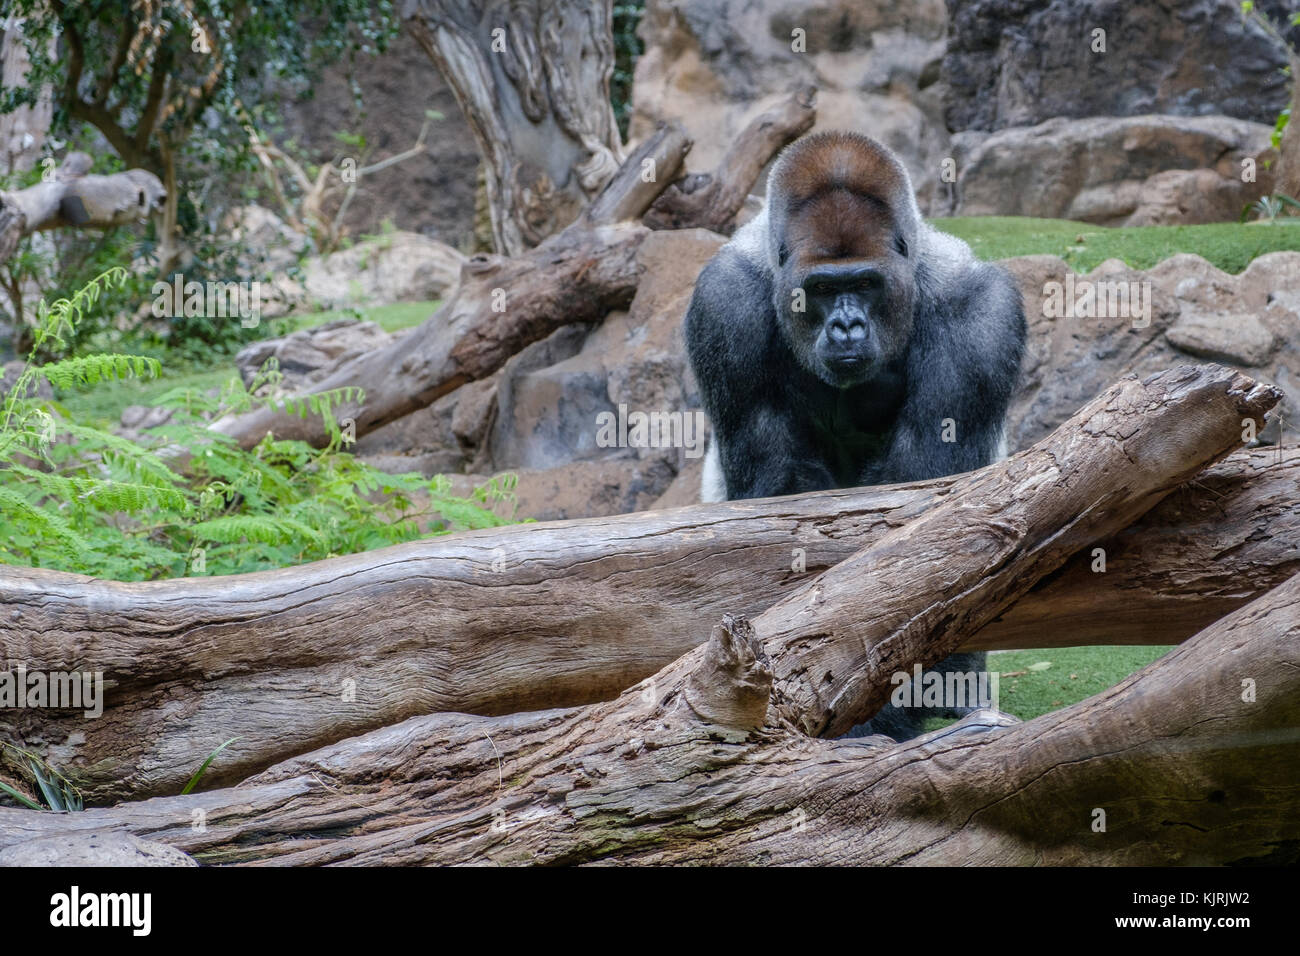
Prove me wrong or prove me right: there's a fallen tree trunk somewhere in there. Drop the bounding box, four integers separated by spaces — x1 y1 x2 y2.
208 123 691 450
0 151 165 263
2 431 1294 802
1 365 1284 806
0 366 1291 865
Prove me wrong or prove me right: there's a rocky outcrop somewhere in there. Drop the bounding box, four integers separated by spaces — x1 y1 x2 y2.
0 830 197 867
630 0 952 214
300 231 464 311
949 115 1275 224
1005 251 1300 451
942 0 1292 133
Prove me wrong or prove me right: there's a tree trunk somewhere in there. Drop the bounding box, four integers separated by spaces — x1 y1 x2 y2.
404 0 625 256
0 14 53 174
2 366 1284 805
0 366 1292 866
1276 54 1300 202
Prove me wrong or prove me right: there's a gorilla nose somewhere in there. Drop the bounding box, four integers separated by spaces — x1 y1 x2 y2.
827 316 867 347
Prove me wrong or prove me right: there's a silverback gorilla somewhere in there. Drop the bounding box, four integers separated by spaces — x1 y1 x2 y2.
684 131 1026 741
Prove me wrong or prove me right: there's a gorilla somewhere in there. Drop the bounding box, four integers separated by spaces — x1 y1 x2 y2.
684 130 1026 741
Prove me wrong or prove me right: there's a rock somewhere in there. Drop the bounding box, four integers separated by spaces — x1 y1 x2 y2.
235 318 394 389
1004 251 1300 451
630 0 952 214
446 458 680 522
0 830 197 867
487 230 723 473
301 231 464 311
1165 312 1277 367
951 115 1274 224
942 0 1291 133
221 204 309 277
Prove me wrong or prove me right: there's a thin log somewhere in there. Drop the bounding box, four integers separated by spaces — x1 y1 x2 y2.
0 151 164 262
644 86 817 233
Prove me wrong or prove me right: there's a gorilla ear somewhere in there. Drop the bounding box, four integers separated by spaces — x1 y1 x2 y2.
894 234 909 258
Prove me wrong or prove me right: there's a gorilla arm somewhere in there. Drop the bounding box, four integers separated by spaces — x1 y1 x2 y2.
860 260 1026 485
685 249 837 500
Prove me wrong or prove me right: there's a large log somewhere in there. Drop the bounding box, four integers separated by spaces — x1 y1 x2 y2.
0 368 1292 866
2 391 1293 804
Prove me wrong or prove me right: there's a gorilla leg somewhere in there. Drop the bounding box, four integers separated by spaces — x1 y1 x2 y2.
841 651 990 742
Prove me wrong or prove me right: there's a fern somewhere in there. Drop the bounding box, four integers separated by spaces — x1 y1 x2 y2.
0 271 518 581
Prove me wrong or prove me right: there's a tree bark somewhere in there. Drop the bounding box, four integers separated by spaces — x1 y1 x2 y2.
1276 54 1300 202
0 367 1292 866
403 0 625 256
2 366 1285 805
1 13 54 174
0 151 165 263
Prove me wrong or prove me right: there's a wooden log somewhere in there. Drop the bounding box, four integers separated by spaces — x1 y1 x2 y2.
207 122 694 451
0 371 1292 863
2 382 1293 803
643 86 817 233
0 151 164 262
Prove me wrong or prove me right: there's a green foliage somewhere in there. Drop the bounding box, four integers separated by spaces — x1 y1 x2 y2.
181 738 239 795
0 272 519 582
611 2 646 139
0 744 83 812
934 216 1300 273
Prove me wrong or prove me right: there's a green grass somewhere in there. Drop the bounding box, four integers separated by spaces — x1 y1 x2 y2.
932 216 1300 273
55 300 439 426
918 645 1174 733
988 645 1175 721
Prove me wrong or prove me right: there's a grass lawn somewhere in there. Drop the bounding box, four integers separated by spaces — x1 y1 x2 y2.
55 300 438 426
988 645 1174 721
933 215 1300 273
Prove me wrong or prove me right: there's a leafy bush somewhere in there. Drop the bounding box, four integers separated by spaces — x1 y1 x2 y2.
0 269 517 581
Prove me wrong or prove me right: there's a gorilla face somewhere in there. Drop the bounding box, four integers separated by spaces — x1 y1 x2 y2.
774 192 916 389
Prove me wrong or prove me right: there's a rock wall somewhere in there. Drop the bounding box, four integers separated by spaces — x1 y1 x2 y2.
942 0 1292 133
629 0 953 214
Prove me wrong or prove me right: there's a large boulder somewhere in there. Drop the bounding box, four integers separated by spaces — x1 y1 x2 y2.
950 115 1275 224
942 0 1292 133
630 0 952 213
0 830 196 867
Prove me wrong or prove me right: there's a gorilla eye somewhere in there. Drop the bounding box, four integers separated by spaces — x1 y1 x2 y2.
894 234 909 258
777 242 790 268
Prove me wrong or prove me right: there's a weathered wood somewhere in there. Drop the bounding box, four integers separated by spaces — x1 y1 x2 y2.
2 432 1294 802
0 403 1293 864
644 86 817 233
759 365 1278 737
0 151 164 262
404 0 625 255
208 122 694 452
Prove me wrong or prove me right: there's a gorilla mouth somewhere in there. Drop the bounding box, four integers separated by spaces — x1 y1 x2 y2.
821 354 873 386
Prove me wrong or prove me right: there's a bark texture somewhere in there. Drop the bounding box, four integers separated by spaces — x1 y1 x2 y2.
0 368 1293 866
2 367 1288 806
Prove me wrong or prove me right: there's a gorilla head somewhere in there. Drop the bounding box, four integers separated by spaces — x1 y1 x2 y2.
765 132 921 388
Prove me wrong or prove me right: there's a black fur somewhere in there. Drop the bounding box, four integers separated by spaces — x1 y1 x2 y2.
684 133 1026 740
